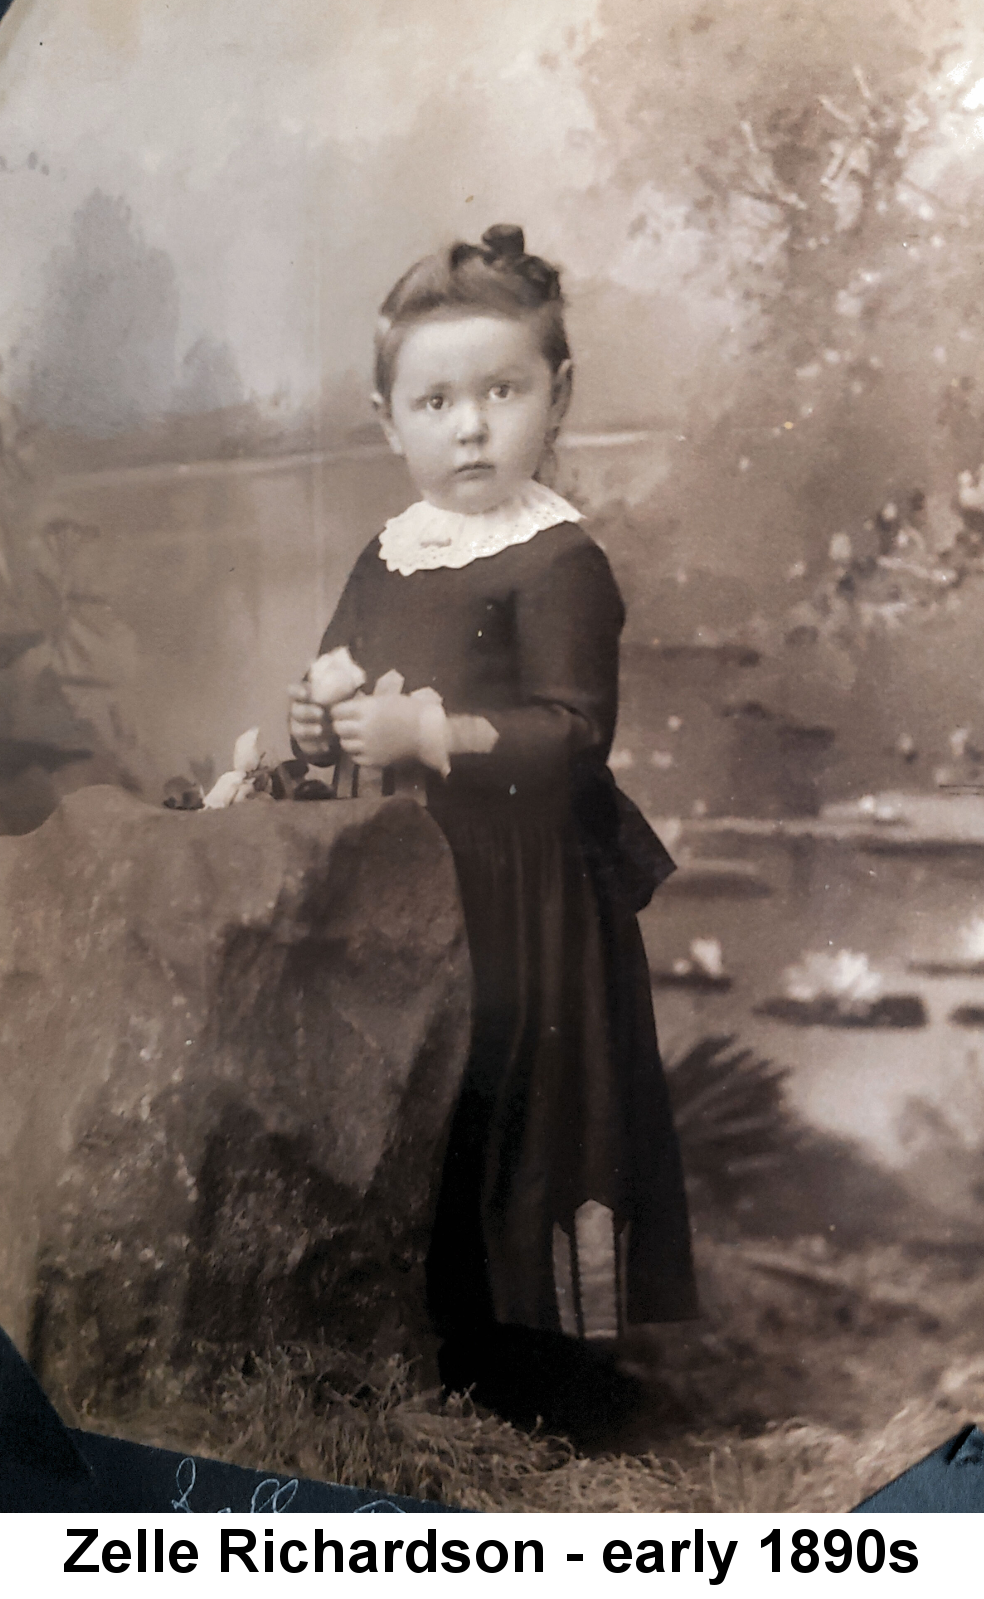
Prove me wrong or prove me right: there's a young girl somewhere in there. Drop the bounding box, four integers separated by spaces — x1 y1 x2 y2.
289 224 698 1348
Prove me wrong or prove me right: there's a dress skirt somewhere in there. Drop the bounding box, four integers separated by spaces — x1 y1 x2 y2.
426 793 699 1336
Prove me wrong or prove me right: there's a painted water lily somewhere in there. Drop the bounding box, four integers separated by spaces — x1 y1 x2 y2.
689 937 725 978
783 949 885 1013
959 916 984 963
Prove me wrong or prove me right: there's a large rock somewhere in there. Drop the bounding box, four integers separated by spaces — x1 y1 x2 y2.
0 787 471 1413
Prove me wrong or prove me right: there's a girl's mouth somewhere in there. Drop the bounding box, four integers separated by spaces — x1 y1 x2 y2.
455 462 494 476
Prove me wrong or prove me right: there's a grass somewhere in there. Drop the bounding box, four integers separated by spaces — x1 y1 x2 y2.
83 1345 968 1514
74 1037 984 1512
81 1231 984 1512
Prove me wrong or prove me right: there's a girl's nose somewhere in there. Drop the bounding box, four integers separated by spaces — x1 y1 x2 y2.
455 401 489 443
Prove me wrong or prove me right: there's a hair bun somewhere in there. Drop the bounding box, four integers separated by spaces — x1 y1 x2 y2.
481 224 526 259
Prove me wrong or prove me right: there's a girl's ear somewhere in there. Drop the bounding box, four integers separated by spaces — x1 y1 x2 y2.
372 391 404 457
549 359 573 431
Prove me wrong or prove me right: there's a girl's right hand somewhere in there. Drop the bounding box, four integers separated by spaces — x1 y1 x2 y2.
287 682 334 759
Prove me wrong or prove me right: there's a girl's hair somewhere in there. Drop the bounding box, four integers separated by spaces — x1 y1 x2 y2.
374 224 571 402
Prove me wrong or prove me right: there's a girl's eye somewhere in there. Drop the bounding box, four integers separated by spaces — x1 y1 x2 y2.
489 383 512 400
426 395 446 411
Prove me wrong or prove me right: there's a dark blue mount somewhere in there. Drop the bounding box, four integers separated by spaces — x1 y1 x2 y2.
854 1422 984 1513
0 1324 459 1513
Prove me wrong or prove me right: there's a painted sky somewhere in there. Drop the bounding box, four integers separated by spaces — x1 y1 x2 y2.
4 0 984 441
0 0 607 430
3 0 984 522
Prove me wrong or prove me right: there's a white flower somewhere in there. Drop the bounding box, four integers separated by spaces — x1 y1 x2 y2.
783 949 884 1010
690 938 724 977
308 646 367 707
202 770 252 809
202 725 264 808
233 726 262 773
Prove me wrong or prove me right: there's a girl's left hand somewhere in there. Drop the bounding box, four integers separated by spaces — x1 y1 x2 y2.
287 682 333 759
331 692 427 767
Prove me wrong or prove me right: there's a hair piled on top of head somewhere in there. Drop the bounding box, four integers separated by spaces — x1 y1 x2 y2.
374 225 571 401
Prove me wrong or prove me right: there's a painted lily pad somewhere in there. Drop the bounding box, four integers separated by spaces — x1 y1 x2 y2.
755 994 927 1028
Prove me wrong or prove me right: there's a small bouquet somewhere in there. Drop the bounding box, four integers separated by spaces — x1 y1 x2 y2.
201 728 271 808
162 648 445 811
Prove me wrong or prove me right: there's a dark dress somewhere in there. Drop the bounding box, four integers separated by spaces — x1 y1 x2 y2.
314 518 698 1335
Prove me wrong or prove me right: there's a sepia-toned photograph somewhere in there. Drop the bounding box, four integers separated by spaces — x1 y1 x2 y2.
3 0 984 1513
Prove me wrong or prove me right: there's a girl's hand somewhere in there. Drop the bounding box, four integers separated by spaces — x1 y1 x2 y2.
287 681 333 759
332 690 449 774
331 693 423 767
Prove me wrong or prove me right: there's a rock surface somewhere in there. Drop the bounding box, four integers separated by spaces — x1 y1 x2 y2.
0 787 471 1413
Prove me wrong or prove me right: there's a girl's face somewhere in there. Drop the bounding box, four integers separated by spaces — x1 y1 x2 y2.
376 313 571 515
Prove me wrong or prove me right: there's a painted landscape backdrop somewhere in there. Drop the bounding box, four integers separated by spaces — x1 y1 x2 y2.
5 0 984 1503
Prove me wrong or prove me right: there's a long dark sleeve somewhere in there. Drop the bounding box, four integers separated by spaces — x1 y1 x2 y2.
448 536 624 799
316 544 374 660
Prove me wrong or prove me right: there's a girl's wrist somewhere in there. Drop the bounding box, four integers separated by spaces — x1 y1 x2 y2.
416 702 451 777
412 706 500 775
446 714 499 758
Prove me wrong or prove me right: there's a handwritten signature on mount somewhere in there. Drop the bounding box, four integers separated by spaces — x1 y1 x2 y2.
170 1456 406 1514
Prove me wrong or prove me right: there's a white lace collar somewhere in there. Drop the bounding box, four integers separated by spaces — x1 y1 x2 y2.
377 480 583 576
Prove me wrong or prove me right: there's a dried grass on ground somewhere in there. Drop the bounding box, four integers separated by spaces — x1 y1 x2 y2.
85 1348 971 1513
80 1037 984 1512
83 1234 984 1513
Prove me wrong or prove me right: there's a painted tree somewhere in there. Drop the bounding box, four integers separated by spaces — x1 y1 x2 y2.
569 0 984 800
0 386 140 832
